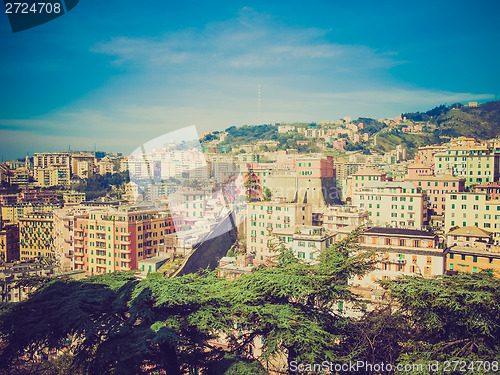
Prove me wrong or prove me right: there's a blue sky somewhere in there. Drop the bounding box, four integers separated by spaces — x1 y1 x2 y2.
1 0 499 159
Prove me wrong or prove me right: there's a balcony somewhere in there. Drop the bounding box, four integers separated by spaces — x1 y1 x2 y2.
74 251 84 257
120 248 132 254
74 259 84 265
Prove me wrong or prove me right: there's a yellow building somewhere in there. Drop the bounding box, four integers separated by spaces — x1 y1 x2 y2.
444 192 500 243
445 226 500 276
19 213 55 262
352 181 428 229
36 164 70 187
446 247 500 276
63 191 86 205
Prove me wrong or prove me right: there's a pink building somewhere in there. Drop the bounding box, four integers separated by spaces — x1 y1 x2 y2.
295 156 334 179
473 182 500 200
406 175 465 216
406 164 434 178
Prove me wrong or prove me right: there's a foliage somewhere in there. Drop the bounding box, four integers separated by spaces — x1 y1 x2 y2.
262 187 272 201
206 354 267 375
381 272 500 374
74 171 130 200
338 305 411 374
224 230 375 370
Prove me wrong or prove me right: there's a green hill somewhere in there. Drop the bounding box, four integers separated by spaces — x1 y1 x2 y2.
405 101 500 140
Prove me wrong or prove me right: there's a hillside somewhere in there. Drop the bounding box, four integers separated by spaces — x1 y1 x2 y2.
405 100 500 140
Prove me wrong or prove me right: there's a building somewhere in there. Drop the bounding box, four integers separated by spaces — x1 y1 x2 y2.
265 155 339 207
0 221 19 263
247 200 312 265
444 192 500 243
1 203 60 224
19 213 55 262
63 191 86 205
346 227 443 289
446 226 492 248
273 225 334 263
445 245 500 276
406 164 434 178
73 206 175 275
321 205 369 230
217 255 253 279
71 153 96 179
352 181 428 229
405 175 465 216
472 182 500 200
434 147 500 186
33 152 71 181
0 263 57 302
346 167 387 202
53 206 88 272
36 164 70 187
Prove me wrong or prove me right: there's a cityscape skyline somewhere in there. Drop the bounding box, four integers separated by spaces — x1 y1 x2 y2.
1 0 499 160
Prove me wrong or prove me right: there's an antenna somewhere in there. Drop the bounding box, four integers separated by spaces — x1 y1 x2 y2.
258 85 261 125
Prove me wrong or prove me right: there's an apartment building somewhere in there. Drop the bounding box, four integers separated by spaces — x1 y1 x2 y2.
33 152 71 181
444 192 500 243
71 153 96 179
445 226 500 275
434 147 500 186
0 263 57 302
321 205 369 230
63 191 86 205
0 221 19 263
405 175 465 216
19 213 55 262
53 206 88 271
346 167 387 202
406 163 433 178
273 225 334 263
343 227 443 289
73 206 175 275
247 200 312 265
472 181 500 200
352 181 427 229
36 164 70 187
1 203 59 224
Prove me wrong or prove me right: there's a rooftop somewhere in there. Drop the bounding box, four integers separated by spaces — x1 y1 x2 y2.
364 227 436 238
447 226 492 238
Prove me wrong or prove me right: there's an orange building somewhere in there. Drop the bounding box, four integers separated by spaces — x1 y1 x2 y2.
445 226 500 276
73 206 175 275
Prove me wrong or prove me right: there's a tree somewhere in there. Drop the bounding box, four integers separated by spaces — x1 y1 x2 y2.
338 304 411 374
262 187 272 201
381 272 500 373
0 271 233 375
224 230 375 374
0 231 376 375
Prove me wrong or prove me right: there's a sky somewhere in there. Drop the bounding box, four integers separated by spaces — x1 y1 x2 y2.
1 0 499 160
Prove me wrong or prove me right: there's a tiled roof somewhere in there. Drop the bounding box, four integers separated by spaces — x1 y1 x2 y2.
364 227 436 238
447 226 491 238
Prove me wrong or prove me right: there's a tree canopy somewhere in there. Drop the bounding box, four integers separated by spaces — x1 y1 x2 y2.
1 235 500 375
